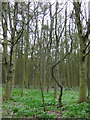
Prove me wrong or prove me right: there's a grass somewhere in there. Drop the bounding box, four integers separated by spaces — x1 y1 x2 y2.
2 88 90 118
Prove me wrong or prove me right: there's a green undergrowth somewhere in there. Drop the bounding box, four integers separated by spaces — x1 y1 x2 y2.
62 91 90 118
2 88 90 118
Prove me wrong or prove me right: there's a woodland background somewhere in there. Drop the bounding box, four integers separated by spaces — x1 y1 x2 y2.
0 0 90 118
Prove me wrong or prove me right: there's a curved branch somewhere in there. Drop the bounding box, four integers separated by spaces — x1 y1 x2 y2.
52 39 73 106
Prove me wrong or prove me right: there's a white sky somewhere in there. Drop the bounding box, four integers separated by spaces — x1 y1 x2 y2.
0 0 90 2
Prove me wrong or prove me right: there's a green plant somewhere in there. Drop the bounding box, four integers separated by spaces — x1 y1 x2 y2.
2 88 90 118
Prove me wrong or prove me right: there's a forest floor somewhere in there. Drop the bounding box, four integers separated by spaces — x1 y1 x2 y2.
2 88 90 119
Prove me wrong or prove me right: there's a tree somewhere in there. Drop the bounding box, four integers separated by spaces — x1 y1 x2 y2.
1 3 8 86
24 2 30 88
1 2 33 99
73 1 90 103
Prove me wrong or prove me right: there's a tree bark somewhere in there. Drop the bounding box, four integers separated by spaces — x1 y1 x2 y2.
73 1 88 102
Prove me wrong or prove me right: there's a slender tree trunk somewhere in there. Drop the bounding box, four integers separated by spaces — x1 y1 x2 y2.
2 5 8 85
24 3 30 88
38 70 46 112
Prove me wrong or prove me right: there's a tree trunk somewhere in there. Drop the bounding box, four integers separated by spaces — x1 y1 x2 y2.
74 1 88 102
4 64 14 99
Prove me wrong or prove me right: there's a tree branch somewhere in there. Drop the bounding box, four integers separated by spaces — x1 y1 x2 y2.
52 37 73 106
83 49 90 58
83 40 90 53
52 39 73 77
12 15 33 48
